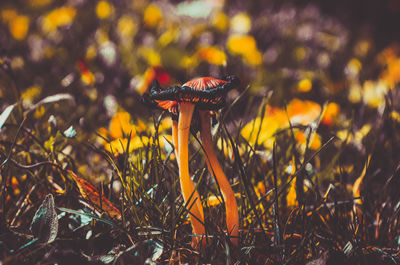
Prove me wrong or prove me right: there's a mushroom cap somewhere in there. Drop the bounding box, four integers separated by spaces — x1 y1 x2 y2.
183 77 228 91
149 76 239 110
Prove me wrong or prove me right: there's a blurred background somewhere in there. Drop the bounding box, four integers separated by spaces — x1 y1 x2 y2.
1 0 400 185
2 0 400 112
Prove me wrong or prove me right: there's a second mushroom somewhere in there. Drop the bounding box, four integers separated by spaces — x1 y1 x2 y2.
144 76 240 246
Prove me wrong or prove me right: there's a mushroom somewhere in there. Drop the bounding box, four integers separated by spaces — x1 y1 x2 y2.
145 76 239 246
199 110 239 245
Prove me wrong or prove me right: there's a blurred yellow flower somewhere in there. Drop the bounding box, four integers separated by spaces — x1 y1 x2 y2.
348 83 362 103
109 111 136 139
158 27 179 47
245 49 263 66
138 46 161 66
85 45 97 60
42 6 76 33
377 46 400 87
241 99 322 149
143 4 163 28
287 99 321 125
345 58 362 78
98 111 168 154
29 0 52 8
230 12 251 34
322 102 340 126
227 34 262 65
212 11 228 31
362 80 388 108
96 1 113 19
298 78 312 92
181 55 198 69
295 131 321 150
197 46 227 66
80 70 95 86
382 58 400 87
286 177 297 207
9 15 30 40
117 15 136 40
241 107 286 148
21 86 41 107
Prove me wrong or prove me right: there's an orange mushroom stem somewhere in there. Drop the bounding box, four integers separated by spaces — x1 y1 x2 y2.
172 119 179 164
178 102 206 247
199 110 239 245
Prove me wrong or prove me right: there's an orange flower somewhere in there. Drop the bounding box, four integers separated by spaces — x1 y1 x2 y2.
197 46 227 66
42 6 76 34
143 4 163 28
322 102 340 126
241 99 322 149
9 15 30 40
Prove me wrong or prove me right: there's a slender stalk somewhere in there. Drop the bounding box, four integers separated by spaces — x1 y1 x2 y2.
178 103 205 247
172 119 179 165
199 110 239 245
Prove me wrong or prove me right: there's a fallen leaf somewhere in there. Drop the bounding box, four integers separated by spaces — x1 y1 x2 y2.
68 170 121 220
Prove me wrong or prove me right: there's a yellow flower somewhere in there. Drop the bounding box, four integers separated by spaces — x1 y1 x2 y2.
286 177 297 208
295 131 321 150
241 100 322 149
21 86 41 107
227 34 262 66
287 99 321 125
138 46 161 66
227 35 257 54
143 4 163 28
117 15 136 40
298 78 312 92
382 57 400 87
212 11 228 31
362 80 388 108
197 46 227 66
42 6 76 34
109 111 136 139
322 102 340 126
85 45 97 60
80 70 95 86
345 58 362 77
9 15 30 40
96 1 113 19
377 46 400 87
244 49 262 66
158 27 179 47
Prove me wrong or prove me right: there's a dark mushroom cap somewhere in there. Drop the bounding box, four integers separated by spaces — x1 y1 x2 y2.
149 76 239 110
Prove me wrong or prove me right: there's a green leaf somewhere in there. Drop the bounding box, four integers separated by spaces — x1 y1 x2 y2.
25 93 75 114
63 125 77 138
57 207 119 228
30 194 58 244
0 104 15 131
